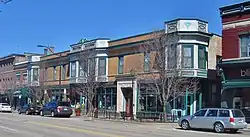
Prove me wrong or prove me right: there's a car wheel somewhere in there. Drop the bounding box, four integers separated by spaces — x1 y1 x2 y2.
214 122 225 133
40 111 44 116
51 111 55 117
181 120 190 130
18 110 21 114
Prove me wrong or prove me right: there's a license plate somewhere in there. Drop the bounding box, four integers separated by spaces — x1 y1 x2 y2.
64 108 68 110
239 120 243 123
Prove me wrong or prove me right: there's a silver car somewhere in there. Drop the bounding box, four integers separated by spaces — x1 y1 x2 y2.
178 108 248 133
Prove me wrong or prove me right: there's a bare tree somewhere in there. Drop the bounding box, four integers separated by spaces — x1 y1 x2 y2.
138 30 200 121
73 44 105 117
0 0 11 4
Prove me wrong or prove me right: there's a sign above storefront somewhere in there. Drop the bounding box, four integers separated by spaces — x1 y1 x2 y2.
241 69 250 77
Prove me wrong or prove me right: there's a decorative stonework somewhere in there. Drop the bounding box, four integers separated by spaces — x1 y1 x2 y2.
198 21 207 32
167 21 177 33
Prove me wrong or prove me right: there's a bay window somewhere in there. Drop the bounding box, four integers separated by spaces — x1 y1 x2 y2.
71 61 76 78
198 46 207 69
182 45 193 68
98 57 106 76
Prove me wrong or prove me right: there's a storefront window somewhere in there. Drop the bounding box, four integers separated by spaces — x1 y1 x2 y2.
97 88 117 111
138 88 162 112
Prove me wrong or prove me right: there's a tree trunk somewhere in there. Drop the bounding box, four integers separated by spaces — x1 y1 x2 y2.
163 101 167 122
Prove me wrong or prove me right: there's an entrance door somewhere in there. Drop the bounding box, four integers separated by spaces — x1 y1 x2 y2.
122 88 133 117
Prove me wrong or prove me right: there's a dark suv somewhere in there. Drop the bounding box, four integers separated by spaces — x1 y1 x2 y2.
40 101 72 117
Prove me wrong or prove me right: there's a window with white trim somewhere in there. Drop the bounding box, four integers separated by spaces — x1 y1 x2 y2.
240 35 250 57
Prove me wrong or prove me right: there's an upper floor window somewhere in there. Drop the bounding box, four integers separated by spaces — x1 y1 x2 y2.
71 62 76 78
144 52 150 72
88 58 95 75
198 46 207 69
61 65 66 80
53 66 57 80
240 35 250 57
98 57 106 76
118 56 124 74
182 45 193 68
33 68 39 81
28 69 31 83
79 62 85 77
16 72 21 81
167 45 177 69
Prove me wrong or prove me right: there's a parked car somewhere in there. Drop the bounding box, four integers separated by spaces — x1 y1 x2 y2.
18 104 41 115
0 103 12 113
178 108 248 133
40 101 72 117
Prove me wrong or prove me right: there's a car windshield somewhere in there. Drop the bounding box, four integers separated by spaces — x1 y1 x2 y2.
58 102 70 107
232 110 245 117
2 103 9 106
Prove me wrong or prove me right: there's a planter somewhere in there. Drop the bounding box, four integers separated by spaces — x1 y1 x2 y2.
75 109 81 116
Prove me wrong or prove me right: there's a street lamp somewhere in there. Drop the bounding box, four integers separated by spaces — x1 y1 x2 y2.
37 45 62 101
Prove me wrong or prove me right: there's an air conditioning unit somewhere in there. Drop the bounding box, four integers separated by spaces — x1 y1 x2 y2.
30 81 39 86
96 76 108 82
77 77 87 83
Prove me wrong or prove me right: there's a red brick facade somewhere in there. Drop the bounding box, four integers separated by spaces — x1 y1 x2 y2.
222 25 250 59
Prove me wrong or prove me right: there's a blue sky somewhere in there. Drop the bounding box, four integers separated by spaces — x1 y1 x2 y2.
0 0 247 57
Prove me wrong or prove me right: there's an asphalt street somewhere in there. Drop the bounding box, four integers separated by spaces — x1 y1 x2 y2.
0 113 249 137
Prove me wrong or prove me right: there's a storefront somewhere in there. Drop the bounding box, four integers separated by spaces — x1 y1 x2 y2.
219 58 250 123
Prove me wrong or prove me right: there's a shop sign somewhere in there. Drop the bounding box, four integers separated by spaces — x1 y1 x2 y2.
241 69 250 76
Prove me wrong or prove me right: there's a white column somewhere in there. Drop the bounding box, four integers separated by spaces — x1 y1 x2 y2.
193 99 197 113
133 80 137 118
116 83 124 113
63 89 67 101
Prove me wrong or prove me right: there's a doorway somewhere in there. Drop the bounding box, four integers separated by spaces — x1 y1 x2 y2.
233 97 242 109
122 88 133 117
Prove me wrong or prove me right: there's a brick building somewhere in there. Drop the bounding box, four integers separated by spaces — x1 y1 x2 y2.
219 1 250 123
0 54 26 104
100 18 221 119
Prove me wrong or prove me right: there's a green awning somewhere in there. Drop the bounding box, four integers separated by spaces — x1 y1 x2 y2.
14 87 30 97
222 79 250 90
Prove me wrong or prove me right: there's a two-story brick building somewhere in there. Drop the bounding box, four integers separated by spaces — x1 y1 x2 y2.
105 19 222 119
13 53 42 108
39 50 70 103
219 1 250 123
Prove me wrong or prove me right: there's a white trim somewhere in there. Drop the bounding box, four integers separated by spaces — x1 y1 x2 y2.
222 56 250 61
223 18 250 30
178 40 208 45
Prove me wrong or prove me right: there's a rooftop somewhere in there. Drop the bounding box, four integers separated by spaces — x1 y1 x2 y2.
165 18 208 24
220 1 250 17
0 54 25 61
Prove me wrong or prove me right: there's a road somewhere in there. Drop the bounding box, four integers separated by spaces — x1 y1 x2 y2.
0 113 249 137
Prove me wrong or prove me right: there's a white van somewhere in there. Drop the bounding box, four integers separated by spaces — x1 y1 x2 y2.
0 103 12 112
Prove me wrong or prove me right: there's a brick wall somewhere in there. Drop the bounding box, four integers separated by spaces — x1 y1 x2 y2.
222 25 250 59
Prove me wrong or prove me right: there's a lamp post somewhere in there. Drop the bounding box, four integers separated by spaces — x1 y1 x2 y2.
37 45 62 101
